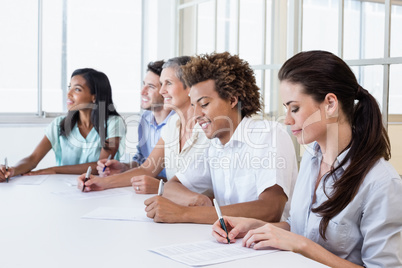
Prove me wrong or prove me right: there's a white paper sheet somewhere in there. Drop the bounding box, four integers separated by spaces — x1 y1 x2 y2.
10 175 49 185
81 206 152 222
150 239 278 266
63 177 78 186
52 188 131 200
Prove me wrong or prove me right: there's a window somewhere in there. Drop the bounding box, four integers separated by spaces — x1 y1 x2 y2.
66 0 142 113
178 0 402 173
179 0 287 115
302 0 339 54
0 0 38 114
0 0 142 117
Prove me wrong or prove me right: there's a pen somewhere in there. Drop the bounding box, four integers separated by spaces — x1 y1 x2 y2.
82 166 92 192
213 199 230 244
102 154 112 173
5 157 9 183
157 179 164 196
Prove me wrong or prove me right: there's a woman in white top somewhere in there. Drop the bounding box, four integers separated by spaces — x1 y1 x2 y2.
212 51 402 267
79 56 209 194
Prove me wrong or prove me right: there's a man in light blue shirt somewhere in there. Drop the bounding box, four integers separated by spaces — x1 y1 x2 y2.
97 60 174 178
133 109 174 178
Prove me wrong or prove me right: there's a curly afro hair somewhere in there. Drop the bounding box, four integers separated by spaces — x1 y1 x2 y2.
181 52 262 118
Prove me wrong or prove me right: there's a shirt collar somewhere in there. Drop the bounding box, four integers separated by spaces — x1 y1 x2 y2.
211 116 251 148
334 147 351 170
146 110 176 127
174 113 200 141
156 110 175 127
143 110 155 125
311 142 351 170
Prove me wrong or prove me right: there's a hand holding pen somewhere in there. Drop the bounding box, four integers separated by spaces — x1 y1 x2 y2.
213 199 231 244
96 155 125 177
81 166 92 192
0 157 11 183
102 155 112 173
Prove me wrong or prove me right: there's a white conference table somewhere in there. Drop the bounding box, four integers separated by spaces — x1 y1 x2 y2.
0 174 328 268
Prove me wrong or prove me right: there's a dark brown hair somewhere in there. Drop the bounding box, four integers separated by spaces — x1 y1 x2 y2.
147 60 165 77
181 52 261 118
278 50 391 240
61 68 122 150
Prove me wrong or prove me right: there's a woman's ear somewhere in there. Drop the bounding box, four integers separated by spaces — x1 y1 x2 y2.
230 96 238 109
325 93 338 118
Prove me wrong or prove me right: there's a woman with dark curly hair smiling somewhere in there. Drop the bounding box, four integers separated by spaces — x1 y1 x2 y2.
144 52 298 225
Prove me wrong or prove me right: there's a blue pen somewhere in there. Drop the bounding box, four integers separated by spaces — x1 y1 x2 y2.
102 155 112 172
213 199 231 244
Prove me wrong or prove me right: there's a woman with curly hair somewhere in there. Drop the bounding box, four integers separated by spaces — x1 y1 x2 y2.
212 51 402 267
144 52 298 224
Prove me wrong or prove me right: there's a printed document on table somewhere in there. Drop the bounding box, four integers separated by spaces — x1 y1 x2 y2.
10 175 49 185
150 239 278 266
81 206 152 222
52 188 131 200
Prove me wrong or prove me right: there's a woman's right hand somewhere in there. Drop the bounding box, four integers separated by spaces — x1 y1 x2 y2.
96 159 126 177
0 165 15 182
212 216 266 244
78 174 109 192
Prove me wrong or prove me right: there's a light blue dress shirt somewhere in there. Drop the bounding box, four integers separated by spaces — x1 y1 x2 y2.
288 143 402 267
132 110 175 178
45 115 126 166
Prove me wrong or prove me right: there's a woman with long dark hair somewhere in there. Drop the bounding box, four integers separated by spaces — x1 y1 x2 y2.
0 68 125 180
212 51 402 267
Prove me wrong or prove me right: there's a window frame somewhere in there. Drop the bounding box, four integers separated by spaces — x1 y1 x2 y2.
177 0 402 127
0 0 146 124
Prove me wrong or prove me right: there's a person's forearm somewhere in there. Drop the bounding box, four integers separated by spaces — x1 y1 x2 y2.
13 157 38 176
163 179 203 206
105 166 151 189
221 184 287 223
179 199 284 224
220 199 284 223
271 221 290 231
127 161 139 170
50 162 98 175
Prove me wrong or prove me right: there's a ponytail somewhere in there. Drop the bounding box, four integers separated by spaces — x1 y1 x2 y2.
312 85 391 240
